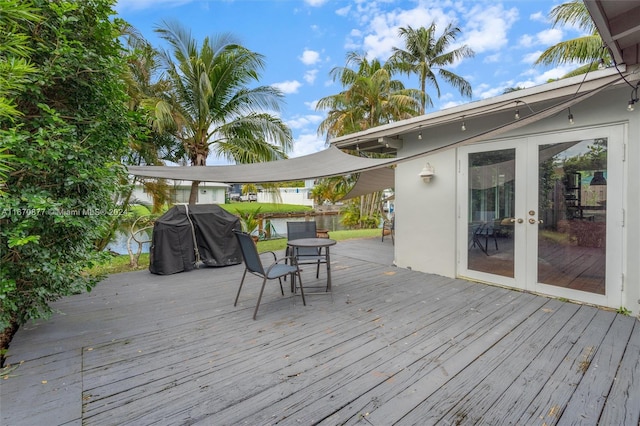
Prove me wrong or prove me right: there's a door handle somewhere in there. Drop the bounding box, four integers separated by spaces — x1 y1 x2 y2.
509 218 524 224
529 218 543 224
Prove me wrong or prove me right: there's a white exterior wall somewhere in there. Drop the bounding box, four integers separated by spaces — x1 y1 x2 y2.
395 149 457 277
395 85 640 315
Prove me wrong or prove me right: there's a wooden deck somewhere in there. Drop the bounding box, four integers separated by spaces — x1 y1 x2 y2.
1 237 638 425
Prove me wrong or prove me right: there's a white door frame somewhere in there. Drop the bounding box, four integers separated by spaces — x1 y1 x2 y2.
457 124 626 309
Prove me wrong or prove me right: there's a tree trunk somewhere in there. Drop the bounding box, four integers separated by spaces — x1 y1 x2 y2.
189 180 200 205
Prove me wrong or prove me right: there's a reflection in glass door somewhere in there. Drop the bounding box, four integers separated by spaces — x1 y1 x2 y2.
467 149 516 278
536 139 607 294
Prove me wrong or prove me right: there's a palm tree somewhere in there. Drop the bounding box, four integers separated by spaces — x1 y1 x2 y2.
535 0 610 77
155 21 293 204
389 23 475 114
316 53 419 227
316 51 422 138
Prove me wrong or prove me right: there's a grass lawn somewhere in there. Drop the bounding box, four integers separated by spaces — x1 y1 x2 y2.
91 228 381 276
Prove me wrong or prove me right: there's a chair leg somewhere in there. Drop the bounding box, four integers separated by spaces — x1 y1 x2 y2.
296 271 306 306
253 277 268 320
277 278 284 295
234 269 248 306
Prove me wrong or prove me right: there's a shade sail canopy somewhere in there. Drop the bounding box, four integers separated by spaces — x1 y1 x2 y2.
127 73 621 199
342 167 395 200
127 146 399 184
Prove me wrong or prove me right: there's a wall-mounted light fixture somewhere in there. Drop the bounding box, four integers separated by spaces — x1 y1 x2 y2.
419 163 435 183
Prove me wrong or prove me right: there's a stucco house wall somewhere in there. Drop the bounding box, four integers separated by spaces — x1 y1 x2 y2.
394 83 639 315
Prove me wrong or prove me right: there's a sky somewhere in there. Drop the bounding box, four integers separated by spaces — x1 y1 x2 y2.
114 0 584 164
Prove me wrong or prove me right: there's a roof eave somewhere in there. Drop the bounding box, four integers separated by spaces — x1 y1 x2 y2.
330 67 625 150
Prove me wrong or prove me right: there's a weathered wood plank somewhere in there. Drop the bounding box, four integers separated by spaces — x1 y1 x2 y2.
557 313 636 425
434 300 583 425
82 273 467 424
515 308 617 425
474 304 599 425
598 319 640 425
1 237 637 426
316 292 545 425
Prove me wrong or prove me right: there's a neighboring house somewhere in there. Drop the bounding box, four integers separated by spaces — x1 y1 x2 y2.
330 0 640 316
132 180 229 205
256 180 315 207
226 181 315 206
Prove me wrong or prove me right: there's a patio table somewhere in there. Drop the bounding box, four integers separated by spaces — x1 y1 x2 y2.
287 237 336 293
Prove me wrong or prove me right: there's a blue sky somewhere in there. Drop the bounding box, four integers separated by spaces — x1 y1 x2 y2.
115 0 583 163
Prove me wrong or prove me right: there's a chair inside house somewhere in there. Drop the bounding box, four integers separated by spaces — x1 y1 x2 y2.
286 221 327 282
468 222 499 256
233 230 305 320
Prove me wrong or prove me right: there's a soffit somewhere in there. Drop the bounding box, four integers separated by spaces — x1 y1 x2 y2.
585 0 640 66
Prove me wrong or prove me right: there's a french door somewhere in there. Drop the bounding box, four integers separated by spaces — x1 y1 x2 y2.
457 126 624 308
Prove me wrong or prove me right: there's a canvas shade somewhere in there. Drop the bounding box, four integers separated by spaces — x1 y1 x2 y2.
127 75 620 198
127 146 399 183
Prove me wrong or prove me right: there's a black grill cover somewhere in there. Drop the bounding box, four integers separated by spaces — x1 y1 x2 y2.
149 204 242 275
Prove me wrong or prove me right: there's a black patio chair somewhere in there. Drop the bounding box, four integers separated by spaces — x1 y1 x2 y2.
233 230 305 320
286 221 326 280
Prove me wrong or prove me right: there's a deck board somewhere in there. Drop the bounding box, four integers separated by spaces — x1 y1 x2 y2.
1 237 638 426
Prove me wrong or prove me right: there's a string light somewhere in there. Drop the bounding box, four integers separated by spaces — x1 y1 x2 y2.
418 131 422 140
628 85 638 111
514 101 520 120
461 119 466 132
568 108 574 125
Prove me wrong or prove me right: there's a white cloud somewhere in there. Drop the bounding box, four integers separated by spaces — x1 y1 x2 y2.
483 53 501 63
530 11 547 23
522 50 543 64
519 34 535 48
520 28 563 50
291 132 327 158
536 28 563 45
304 0 327 7
304 69 318 84
305 100 319 110
529 65 576 85
300 49 321 66
461 5 519 54
272 80 302 94
286 114 323 130
336 5 351 17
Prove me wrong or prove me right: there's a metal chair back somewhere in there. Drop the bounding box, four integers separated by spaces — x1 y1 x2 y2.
232 230 306 319
234 230 265 275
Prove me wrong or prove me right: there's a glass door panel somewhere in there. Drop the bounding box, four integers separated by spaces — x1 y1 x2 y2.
536 139 607 294
467 149 516 278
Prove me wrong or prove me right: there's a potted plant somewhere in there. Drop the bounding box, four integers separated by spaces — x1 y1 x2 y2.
237 207 262 242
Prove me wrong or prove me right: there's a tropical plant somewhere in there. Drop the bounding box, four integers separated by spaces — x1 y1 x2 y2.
389 23 475 114
316 52 422 139
154 21 293 204
535 0 610 77
0 0 41 121
0 0 41 195
94 24 177 250
0 0 133 363
237 207 262 237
